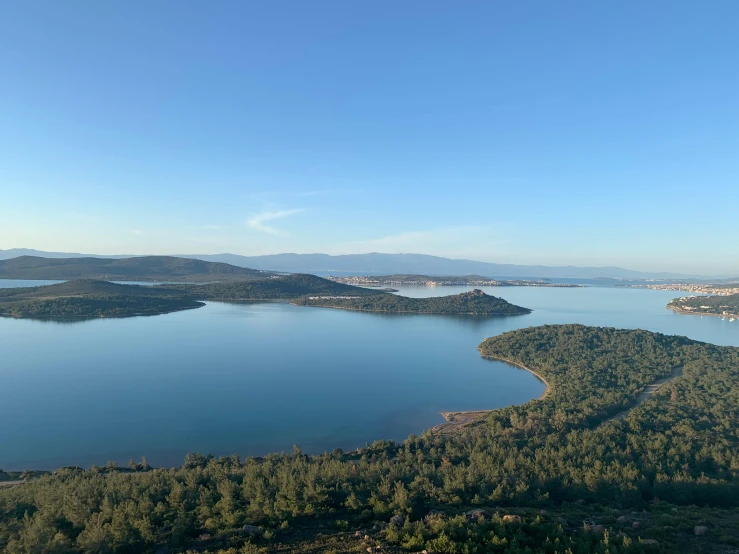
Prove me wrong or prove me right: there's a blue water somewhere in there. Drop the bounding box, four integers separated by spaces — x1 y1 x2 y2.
1 282 737 470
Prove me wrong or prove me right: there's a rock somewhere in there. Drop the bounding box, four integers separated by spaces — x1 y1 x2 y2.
364 535 370 541
366 548 373 553
502 515 522 524
424 509 447 521
617 516 629 523
389 515 404 526
694 525 708 536
467 509 490 521
642 539 659 549
241 524 262 537
355 531 362 537
632 521 641 529
590 525 605 534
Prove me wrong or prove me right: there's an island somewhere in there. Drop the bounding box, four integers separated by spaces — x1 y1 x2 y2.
292 288 531 315
0 255 276 282
328 274 583 288
2 325 738 553
0 274 383 319
668 292 739 319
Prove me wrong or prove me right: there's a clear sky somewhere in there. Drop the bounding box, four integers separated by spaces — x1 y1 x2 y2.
1 1 738 274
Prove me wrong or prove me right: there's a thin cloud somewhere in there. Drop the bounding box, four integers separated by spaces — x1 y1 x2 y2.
247 209 304 235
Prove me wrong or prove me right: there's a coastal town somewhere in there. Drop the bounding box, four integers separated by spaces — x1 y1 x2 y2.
327 275 583 288
622 283 739 295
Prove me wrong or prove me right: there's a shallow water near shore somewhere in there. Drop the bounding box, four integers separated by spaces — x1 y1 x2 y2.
1 282 737 470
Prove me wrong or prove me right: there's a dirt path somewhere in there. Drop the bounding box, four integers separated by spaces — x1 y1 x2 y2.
605 365 683 423
0 480 24 488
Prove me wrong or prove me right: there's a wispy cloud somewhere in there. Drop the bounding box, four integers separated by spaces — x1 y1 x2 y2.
247 209 304 235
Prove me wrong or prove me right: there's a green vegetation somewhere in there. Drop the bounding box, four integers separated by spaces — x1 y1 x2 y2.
668 293 739 318
0 280 202 319
0 275 384 319
293 289 531 315
2 325 738 553
0 255 275 282
170 273 384 300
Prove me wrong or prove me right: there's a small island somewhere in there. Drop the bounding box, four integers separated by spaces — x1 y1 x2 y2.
668 293 739 319
292 288 531 315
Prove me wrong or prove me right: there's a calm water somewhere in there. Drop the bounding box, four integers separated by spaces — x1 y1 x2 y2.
1 282 737 470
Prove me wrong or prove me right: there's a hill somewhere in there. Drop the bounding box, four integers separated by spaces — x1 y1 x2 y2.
0 280 201 319
0 255 274 282
293 288 530 315
170 273 385 300
0 275 384 319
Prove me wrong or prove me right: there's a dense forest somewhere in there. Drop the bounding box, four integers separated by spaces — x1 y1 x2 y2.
293 289 530 315
0 255 276 282
668 293 739 318
2 325 738 553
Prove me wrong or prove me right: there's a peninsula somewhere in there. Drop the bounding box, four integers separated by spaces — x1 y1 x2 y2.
668 292 739 319
3 325 738 553
292 288 530 315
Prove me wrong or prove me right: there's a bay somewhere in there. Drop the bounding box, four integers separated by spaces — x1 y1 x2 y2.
1 281 737 470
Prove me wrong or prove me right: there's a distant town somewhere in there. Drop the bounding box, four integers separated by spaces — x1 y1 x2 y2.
327 274 584 288
621 283 739 296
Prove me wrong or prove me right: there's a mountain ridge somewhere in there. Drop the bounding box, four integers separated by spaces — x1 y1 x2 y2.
0 248 725 280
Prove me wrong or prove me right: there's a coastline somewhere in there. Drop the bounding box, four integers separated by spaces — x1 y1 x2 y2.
668 305 739 319
431 355 550 434
288 302 531 316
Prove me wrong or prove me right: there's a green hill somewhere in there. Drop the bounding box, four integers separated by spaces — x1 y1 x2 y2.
293 288 530 315
0 279 202 319
0 255 275 282
170 273 385 300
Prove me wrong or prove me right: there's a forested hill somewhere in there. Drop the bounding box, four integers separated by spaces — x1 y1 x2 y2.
0 280 202 319
293 288 530 315
170 273 384 300
0 275 384 319
0 255 275 282
1 325 738 553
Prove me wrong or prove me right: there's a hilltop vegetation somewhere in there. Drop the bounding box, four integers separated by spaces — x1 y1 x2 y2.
293 289 530 315
0 255 275 282
668 293 739 318
2 325 738 553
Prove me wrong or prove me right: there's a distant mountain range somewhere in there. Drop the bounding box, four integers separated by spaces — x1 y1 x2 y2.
0 248 728 280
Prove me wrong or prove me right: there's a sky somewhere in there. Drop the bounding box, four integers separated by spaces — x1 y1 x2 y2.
1 1 738 275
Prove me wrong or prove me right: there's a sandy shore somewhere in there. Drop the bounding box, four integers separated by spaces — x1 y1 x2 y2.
431 355 550 435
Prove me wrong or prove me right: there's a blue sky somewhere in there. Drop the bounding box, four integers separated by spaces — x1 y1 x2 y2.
1 1 738 274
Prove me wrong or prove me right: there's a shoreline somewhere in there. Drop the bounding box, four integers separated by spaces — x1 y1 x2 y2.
667 305 739 319
288 302 531 316
431 355 550 434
